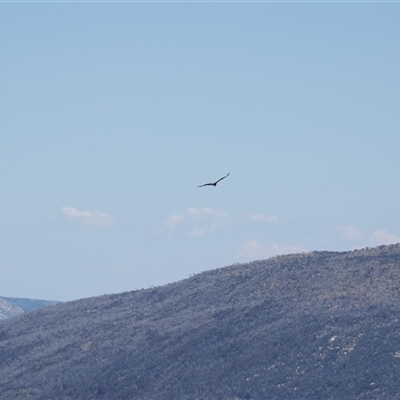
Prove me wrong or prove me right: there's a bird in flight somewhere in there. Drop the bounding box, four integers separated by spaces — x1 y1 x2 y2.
197 173 230 188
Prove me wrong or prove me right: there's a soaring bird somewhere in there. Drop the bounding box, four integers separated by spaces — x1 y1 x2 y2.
197 173 230 188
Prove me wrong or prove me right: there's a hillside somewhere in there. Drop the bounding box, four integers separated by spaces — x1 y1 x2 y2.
1 244 400 399
0 297 59 321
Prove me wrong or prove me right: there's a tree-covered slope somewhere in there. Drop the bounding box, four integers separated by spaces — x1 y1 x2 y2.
1 244 400 399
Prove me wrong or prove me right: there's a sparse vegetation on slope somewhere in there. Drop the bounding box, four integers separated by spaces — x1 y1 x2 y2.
1 244 400 399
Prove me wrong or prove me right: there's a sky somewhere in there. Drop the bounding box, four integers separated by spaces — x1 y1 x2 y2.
1 2 399 302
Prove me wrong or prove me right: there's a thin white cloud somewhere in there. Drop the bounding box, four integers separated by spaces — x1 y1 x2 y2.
370 229 400 245
269 243 307 255
249 214 278 223
188 229 206 237
165 206 229 237
237 240 269 259
165 208 281 238
237 240 306 260
62 206 115 226
168 214 183 230
334 225 363 239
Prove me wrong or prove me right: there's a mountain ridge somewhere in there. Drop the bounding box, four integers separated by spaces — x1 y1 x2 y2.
1 244 400 399
0 296 59 321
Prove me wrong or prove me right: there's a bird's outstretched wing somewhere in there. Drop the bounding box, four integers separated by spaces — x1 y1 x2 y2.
197 173 230 188
214 173 230 185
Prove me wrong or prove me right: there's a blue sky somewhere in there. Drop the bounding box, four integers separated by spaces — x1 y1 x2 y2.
1 2 399 301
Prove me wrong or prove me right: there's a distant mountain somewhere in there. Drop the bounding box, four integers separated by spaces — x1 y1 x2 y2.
0 296 59 321
1 244 400 399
